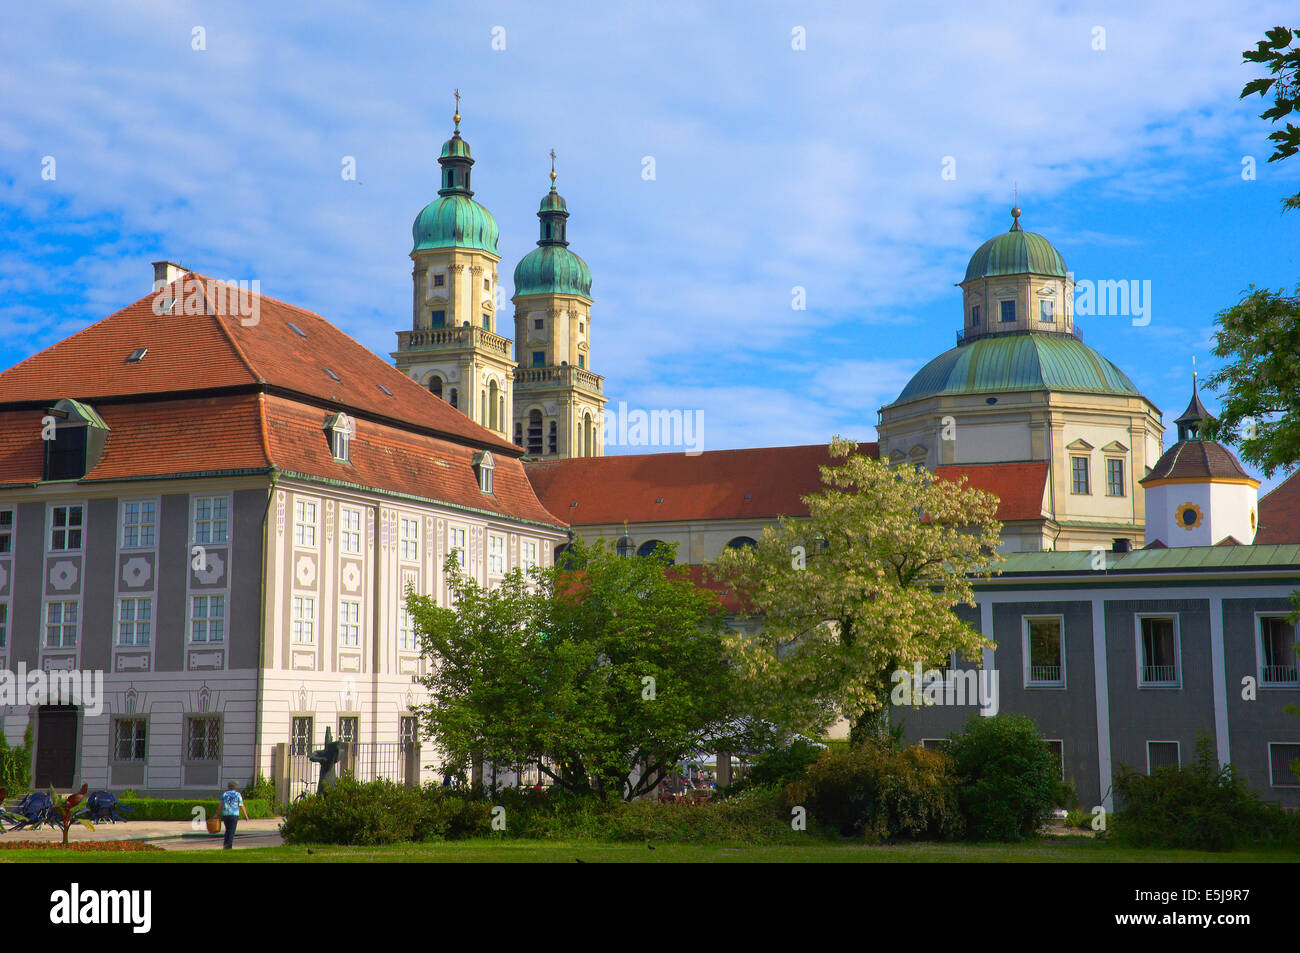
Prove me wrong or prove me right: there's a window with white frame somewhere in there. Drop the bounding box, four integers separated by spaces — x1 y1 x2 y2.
397 604 416 651
117 597 153 646
520 540 538 573
1146 741 1180 773
1137 615 1179 686
193 496 228 544
1268 743 1300 787
1106 458 1125 497
49 504 83 551
45 600 78 647
114 717 147 761
0 601 8 649
1070 456 1090 494
294 500 318 547
0 508 12 554
447 526 467 571
400 517 420 561
338 599 360 647
191 594 226 643
121 500 157 548
292 596 315 644
340 506 362 555
1259 615 1299 686
1024 616 1065 687
488 535 505 575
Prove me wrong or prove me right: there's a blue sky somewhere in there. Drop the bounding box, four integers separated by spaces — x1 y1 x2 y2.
2 1 1297 489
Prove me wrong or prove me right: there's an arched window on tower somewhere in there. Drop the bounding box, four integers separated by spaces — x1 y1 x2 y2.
514 423 523 448
449 388 458 410
583 413 594 457
527 410 543 455
488 380 499 431
429 376 444 400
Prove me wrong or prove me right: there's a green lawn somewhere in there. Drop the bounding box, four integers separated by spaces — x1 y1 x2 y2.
3 837 1299 862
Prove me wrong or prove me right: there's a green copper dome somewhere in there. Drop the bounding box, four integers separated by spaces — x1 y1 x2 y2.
412 120 499 255
412 196 499 254
513 244 592 299
964 210 1068 282
888 332 1141 406
440 135 472 160
513 177 590 299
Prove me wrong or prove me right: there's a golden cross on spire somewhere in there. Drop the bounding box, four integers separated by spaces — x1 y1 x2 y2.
549 149 557 185
453 88 461 131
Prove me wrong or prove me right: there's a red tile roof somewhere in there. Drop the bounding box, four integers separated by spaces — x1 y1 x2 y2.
1140 440 1255 485
526 444 880 525
1256 469 1300 544
934 461 1049 522
261 395 562 526
0 273 517 455
0 273 563 527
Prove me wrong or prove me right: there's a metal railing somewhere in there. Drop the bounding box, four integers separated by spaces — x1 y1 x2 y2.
1028 664 1062 684
1141 664 1178 684
956 325 1083 346
1262 664 1299 685
341 742 412 784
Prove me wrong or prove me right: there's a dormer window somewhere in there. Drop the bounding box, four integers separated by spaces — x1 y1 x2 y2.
43 399 110 482
325 412 354 463
473 451 495 494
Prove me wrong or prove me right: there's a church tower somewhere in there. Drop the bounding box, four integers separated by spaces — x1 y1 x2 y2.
393 93 515 438
510 154 606 457
1140 372 1260 547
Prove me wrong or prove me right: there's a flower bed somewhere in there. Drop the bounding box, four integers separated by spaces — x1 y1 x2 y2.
0 840 163 852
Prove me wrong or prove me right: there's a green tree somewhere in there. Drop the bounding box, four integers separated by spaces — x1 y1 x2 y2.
409 539 745 801
1203 285 1300 478
712 437 1003 739
1241 25 1300 211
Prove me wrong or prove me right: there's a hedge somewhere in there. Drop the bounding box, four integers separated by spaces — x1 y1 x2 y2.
115 798 275 821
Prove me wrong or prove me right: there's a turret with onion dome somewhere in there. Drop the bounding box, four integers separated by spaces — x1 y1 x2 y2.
512 159 593 300
394 91 515 439
1140 369 1260 547
511 152 606 460
411 100 500 256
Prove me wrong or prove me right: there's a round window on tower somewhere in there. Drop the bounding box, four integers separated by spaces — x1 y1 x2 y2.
1176 502 1203 530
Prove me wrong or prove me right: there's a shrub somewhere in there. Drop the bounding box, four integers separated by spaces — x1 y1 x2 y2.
947 714 1057 841
783 741 962 843
118 798 274 821
743 738 826 789
1111 733 1300 851
243 774 276 802
280 778 429 845
0 720 33 793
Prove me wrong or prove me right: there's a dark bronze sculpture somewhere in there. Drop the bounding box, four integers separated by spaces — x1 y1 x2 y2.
309 726 341 793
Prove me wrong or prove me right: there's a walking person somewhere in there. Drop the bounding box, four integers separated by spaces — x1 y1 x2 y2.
220 781 250 850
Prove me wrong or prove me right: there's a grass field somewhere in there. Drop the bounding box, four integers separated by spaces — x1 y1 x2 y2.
2 837 1298 863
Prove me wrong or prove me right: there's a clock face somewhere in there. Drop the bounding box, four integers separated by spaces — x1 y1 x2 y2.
1177 502 1203 530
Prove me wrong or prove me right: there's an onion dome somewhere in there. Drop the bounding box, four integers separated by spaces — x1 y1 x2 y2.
512 155 592 300
412 98 499 255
